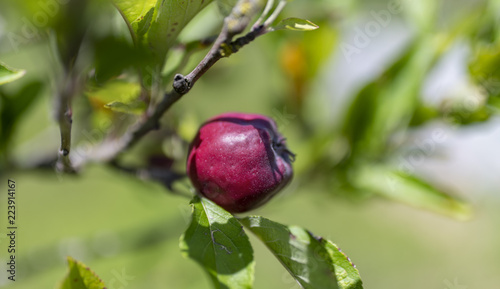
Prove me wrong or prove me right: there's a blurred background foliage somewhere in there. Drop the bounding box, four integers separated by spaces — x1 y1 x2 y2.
0 0 499 288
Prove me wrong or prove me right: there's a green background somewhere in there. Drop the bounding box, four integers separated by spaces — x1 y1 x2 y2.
1 0 499 288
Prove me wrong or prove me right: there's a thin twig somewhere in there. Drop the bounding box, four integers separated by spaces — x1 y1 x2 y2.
52 0 89 173
109 160 188 195
253 0 275 29
181 0 265 87
164 36 218 81
55 71 77 173
114 29 267 157
263 0 287 28
74 0 267 167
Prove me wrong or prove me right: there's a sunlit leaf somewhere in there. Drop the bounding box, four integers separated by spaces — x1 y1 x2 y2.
0 62 26 86
180 196 254 289
240 216 346 289
86 80 145 123
104 100 146 115
151 0 213 62
86 80 141 108
58 257 106 289
321 239 363 289
147 0 213 59
351 165 472 220
273 17 319 31
113 0 157 40
114 0 213 65
409 105 440 126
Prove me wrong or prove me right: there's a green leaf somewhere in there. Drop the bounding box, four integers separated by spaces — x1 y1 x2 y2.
341 81 380 155
112 0 157 40
341 36 440 160
321 240 363 289
87 80 141 107
351 165 472 220
134 7 155 37
92 36 153 84
0 81 44 152
240 216 343 289
86 80 143 134
104 100 146 115
180 196 254 289
273 17 319 31
58 257 106 289
469 43 500 98
114 0 213 65
147 0 214 62
0 62 26 86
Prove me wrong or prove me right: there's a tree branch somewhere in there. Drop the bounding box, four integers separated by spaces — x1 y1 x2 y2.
53 0 88 173
55 71 77 173
73 0 272 167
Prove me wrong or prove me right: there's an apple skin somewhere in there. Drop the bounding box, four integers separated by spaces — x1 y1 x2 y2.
187 112 295 213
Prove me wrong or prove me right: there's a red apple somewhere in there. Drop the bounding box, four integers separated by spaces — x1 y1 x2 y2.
187 112 295 213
